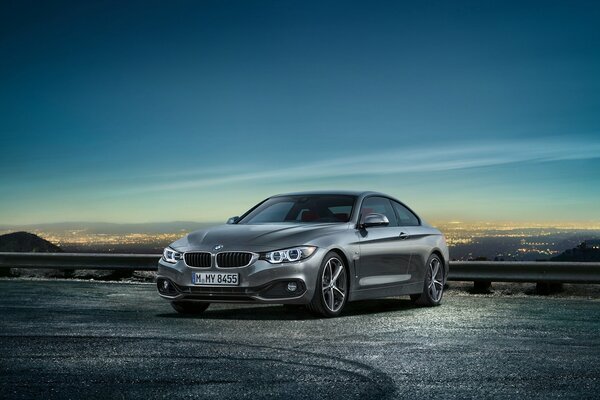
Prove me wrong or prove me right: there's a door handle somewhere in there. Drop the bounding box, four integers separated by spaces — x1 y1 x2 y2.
399 232 410 240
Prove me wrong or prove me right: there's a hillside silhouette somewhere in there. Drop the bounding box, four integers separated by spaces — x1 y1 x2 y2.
551 240 600 262
0 231 62 252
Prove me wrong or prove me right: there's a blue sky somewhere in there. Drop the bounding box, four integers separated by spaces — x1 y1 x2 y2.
1 0 599 224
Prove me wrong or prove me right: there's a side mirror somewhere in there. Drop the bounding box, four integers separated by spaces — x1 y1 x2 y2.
360 213 389 228
226 216 240 224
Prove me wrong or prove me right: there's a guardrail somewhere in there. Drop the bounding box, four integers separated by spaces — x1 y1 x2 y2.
0 252 159 271
1 253 599 285
449 261 600 284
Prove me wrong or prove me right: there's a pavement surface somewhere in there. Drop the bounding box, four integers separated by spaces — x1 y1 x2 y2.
1 280 599 399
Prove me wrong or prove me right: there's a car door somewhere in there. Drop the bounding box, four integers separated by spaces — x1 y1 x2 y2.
390 200 425 284
357 196 413 289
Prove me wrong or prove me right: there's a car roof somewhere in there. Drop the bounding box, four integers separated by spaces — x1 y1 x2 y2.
272 190 386 198
264 190 424 225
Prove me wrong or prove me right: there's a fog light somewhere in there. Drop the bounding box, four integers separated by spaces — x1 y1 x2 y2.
163 280 170 290
287 282 298 292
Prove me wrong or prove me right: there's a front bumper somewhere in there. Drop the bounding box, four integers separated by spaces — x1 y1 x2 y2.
156 251 323 304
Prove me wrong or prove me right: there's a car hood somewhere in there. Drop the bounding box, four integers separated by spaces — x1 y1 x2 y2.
170 223 350 252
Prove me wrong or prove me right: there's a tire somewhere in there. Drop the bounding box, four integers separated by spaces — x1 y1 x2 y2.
410 254 445 306
307 251 349 317
171 301 210 315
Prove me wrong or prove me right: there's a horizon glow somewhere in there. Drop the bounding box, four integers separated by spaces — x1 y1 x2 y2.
1 1 599 225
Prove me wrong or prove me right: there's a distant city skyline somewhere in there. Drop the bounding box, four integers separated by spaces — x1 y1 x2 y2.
3 220 599 261
1 1 599 225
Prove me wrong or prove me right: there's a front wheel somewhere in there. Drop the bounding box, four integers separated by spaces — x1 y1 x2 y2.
307 252 349 317
171 301 210 315
410 254 445 306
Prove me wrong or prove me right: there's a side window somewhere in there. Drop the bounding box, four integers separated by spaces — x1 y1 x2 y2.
360 197 398 227
392 201 420 226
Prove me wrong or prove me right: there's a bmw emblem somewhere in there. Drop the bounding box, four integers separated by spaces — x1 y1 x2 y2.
213 244 224 251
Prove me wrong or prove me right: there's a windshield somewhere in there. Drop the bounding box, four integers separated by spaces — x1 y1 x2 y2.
237 195 357 224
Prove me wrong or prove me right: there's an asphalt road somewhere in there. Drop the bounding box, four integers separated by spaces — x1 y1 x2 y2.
1 280 599 399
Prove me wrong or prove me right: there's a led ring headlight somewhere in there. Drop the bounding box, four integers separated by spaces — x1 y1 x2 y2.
263 246 316 264
163 247 182 264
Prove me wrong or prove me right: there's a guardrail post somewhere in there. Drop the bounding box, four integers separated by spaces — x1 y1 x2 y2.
472 280 492 293
536 282 564 295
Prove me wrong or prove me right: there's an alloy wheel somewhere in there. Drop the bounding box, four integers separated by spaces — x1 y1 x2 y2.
321 257 347 313
427 257 444 302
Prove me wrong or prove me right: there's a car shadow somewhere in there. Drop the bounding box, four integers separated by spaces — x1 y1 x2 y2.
156 298 419 321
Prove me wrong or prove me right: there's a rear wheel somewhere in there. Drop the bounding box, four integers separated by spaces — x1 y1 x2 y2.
307 252 348 317
171 301 210 315
411 254 445 306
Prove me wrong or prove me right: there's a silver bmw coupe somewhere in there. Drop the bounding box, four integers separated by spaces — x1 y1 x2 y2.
157 191 449 317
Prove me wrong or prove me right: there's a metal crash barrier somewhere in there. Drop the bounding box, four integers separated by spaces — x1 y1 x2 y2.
1 253 599 286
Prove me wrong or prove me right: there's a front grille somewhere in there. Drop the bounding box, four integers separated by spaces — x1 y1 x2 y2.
216 252 253 268
184 252 211 268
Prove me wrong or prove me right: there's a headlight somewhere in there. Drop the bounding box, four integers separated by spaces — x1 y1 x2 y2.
263 246 317 264
163 247 182 263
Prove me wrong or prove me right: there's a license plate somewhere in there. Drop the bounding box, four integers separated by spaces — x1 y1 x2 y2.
192 272 239 286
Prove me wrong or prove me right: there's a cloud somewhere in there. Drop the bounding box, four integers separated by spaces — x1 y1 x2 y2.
116 137 600 194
